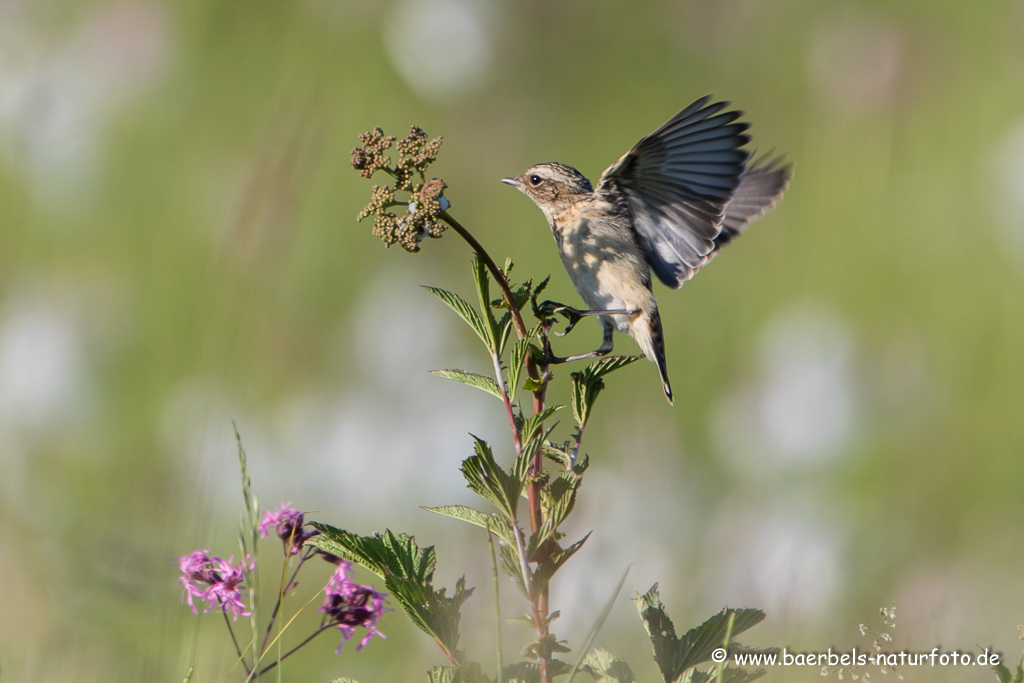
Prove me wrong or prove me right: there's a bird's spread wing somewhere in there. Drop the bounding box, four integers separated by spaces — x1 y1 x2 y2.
596 96 750 289
712 153 792 253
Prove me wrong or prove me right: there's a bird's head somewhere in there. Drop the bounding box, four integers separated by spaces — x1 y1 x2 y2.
502 162 593 217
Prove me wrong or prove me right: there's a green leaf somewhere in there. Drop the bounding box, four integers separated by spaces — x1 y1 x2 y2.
690 668 767 683
461 437 523 520
423 505 517 548
430 369 503 400
518 405 562 446
535 464 585 547
428 667 456 683
523 635 572 660
578 649 635 683
506 330 537 402
472 255 500 353
428 662 491 683
532 533 590 593
502 659 571 683
424 286 492 351
634 584 765 683
499 543 528 596
688 667 770 683
993 659 1024 683
497 313 514 357
570 356 640 427
529 276 551 320
307 524 473 662
506 613 537 629
522 376 545 393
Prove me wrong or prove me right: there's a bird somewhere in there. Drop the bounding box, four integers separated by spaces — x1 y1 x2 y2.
503 96 791 405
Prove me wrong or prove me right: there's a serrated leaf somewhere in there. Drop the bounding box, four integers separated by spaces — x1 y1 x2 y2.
497 313 514 357
513 422 558 489
499 542 528 596
578 649 636 683
523 634 572 660
307 524 473 662
307 525 435 581
535 467 584 547
690 668 767 683
428 667 457 683
502 660 571 683
507 329 537 401
428 662 491 683
430 369 503 400
425 286 493 351
331 679 361 683
522 376 545 393
570 356 640 428
529 276 551 320
460 437 522 519
532 532 590 594
519 405 562 445
634 585 765 683
543 442 572 468
997 659 1024 683
424 505 517 548
506 613 536 629
587 355 642 380
472 255 500 353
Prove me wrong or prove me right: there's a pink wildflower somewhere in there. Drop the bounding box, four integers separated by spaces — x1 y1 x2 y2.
317 561 388 652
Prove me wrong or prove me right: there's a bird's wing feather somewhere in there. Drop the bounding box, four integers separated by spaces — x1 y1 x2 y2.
712 153 792 251
596 96 751 289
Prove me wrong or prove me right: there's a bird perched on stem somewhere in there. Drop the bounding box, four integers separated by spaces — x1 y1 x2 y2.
503 96 791 405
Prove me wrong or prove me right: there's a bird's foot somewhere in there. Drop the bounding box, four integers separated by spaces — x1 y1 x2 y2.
537 300 639 337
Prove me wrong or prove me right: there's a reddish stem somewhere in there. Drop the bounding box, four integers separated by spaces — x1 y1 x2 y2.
440 211 552 683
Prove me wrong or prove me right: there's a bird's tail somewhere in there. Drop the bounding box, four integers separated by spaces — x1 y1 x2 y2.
633 308 673 405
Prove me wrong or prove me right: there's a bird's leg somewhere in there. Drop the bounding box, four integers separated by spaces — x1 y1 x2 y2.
540 320 616 365
537 299 639 337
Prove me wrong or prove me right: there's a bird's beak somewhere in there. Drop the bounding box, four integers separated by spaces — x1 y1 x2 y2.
501 177 520 187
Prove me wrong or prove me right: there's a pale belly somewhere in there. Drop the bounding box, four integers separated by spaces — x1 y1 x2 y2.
557 222 655 335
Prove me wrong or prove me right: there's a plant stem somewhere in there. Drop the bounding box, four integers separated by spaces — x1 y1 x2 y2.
223 609 252 675
492 351 523 455
440 212 528 338
262 552 308 652
439 210 552 683
257 624 335 675
487 523 505 683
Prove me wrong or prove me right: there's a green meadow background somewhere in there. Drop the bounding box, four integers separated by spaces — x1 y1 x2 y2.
1 0 1023 681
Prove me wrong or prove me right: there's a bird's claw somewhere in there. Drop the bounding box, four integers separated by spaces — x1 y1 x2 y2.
537 299 574 316
555 309 584 337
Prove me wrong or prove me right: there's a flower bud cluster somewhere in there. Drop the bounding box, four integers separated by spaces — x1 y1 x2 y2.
351 125 448 252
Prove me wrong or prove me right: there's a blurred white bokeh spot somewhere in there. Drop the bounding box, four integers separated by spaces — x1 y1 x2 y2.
714 303 860 473
0 2 169 211
992 118 1024 271
704 504 843 621
0 295 87 431
807 7 903 113
384 0 494 102
263 267 503 521
894 566 983 645
552 465 694 632
348 267 455 394
159 377 271 512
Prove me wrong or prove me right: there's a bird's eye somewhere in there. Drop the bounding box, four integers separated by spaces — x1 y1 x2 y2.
529 175 542 186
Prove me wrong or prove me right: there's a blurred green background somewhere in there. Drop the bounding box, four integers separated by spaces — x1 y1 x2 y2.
1 0 1023 680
